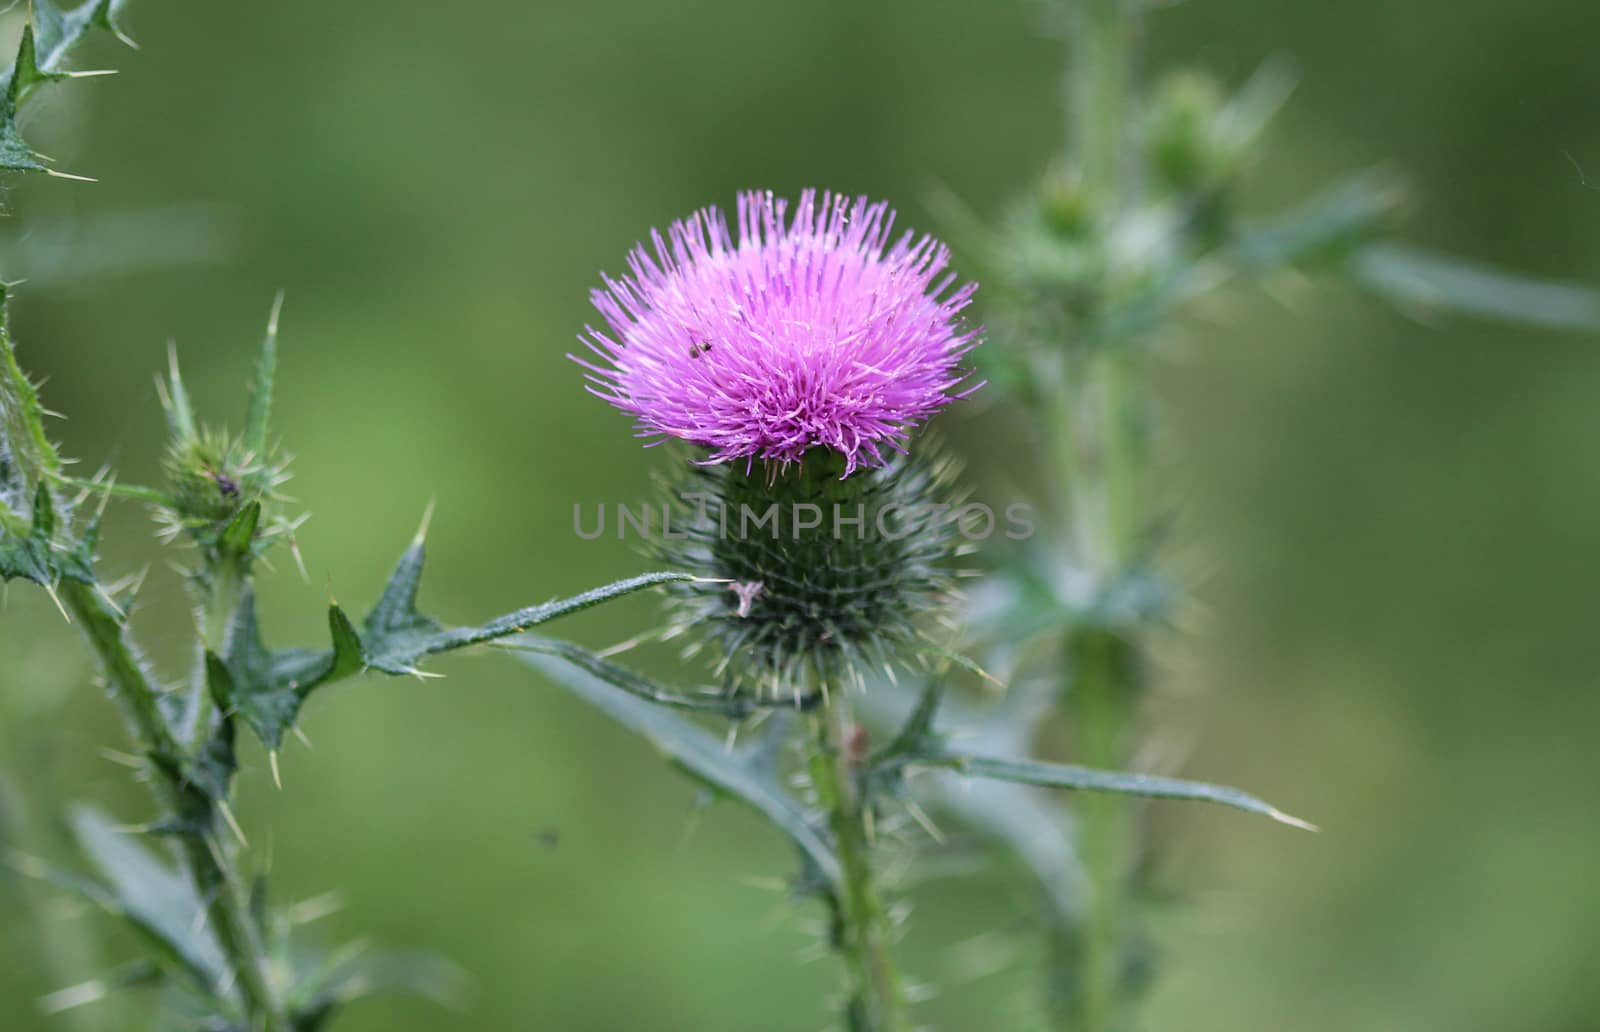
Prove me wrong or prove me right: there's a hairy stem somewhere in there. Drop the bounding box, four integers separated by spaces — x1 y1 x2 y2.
58 579 289 1032
809 698 908 1032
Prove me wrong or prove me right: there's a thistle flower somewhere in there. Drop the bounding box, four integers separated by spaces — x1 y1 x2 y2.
575 189 981 474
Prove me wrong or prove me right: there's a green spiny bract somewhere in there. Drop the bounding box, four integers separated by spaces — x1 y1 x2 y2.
659 448 967 699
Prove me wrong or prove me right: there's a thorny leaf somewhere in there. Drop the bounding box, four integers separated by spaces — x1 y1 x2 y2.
0 1 137 176
205 532 691 750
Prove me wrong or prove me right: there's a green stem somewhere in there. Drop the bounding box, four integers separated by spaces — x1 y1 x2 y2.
809 698 908 1032
58 579 289 1032
1072 0 1133 207
1059 6 1146 1028
1062 627 1138 1030
181 549 249 749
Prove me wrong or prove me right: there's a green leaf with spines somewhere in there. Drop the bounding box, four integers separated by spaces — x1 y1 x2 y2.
517 648 842 892
350 540 690 676
0 1 137 176
208 531 692 749
863 664 1311 828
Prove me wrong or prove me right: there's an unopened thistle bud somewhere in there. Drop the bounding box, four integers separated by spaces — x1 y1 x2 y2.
159 424 294 554
1144 70 1228 196
575 190 983 694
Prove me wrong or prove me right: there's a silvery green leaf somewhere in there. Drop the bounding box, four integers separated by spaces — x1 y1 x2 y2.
518 647 841 892
38 807 229 995
923 753 1317 830
1349 243 1600 332
0 2 136 175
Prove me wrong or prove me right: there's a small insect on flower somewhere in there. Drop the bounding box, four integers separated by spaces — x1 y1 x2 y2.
574 190 982 474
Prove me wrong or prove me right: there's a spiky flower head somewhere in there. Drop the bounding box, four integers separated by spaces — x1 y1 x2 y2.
658 448 968 698
576 189 981 474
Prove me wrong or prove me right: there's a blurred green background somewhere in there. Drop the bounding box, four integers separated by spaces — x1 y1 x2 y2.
2 1 1598 1029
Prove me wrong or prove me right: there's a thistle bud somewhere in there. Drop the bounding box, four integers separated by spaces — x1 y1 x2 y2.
1143 70 1228 197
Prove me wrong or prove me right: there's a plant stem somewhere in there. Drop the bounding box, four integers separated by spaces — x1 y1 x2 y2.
1071 0 1133 207
1057 3 1147 1028
183 554 248 746
58 578 289 1032
809 697 908 1032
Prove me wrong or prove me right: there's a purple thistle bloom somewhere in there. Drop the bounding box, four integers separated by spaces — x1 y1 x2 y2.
574 190 981 474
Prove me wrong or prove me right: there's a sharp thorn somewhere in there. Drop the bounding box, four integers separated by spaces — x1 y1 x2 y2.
217 800 248 848
267 290 285 336
414 497 436 545
43 582 71 623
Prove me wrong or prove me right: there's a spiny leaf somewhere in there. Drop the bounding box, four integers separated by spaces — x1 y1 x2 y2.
32 0 136 75
921 752 1317 831
0 1 137 175
213 534 692 749
517 648 841 891
325 604 365 679
360 565 694 676
209 591 320 751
